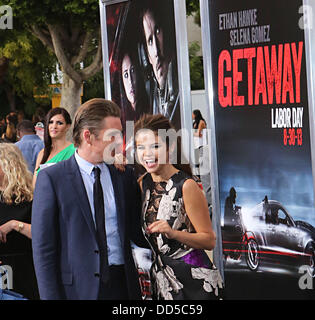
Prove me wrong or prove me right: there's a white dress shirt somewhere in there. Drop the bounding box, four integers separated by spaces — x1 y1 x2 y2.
74 151 124 265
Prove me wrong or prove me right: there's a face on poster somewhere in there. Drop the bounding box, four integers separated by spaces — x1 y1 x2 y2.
207 0 315 285
105 0 181 143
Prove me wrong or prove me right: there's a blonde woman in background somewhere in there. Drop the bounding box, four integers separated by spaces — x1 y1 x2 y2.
0 143 39 299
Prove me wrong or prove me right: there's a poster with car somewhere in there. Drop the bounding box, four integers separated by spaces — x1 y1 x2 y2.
201 0 315 298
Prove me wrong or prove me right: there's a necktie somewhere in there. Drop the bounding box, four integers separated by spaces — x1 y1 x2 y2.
93 166 109 283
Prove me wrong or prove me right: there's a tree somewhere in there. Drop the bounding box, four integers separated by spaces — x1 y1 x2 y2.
9 0 103 119
186 1 203 90
4 0 202 118
0 24 56 115
0 56 9 85
186 0 200 25
82 69 104 104
186 0 199 16
189 42 204 90
0 26 56 116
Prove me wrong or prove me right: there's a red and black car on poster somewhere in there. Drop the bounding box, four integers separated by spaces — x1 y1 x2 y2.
222 196 315 274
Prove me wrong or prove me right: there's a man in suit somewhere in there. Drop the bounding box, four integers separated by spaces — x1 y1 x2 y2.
32 98 145 300
139 0 180 129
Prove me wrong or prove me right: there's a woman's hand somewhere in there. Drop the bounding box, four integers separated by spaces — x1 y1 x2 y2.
146 220 176 239
0 220 16 243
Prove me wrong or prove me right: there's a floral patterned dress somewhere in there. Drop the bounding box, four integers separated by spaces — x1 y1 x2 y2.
141 170 223 300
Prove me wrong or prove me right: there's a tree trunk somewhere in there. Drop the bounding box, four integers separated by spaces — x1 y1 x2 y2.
5 86 16 111
0 57 9 85
31 24 103 124
59 73 82 121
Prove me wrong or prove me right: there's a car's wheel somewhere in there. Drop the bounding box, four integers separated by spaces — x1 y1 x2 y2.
223 253 227 268
246 238 260 271
304 242 315 277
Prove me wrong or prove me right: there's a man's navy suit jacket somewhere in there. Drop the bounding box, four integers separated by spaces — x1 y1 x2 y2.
32 155 145 300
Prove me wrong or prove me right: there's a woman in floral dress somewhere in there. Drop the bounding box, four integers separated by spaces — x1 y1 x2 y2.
134 114 223 300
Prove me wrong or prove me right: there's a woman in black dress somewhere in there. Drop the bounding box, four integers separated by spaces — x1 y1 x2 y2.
0 143 39 299
134 114 223 300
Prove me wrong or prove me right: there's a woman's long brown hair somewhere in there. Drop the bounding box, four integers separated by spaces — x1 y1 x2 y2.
40 107 72 165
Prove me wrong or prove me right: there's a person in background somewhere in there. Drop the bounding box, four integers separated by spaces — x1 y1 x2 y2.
33 107 75 187
34 122 44 141
17 110 25 123
134 114 223 300
192 109 212 210
119 43 150 129
224 187 237 228
0 116 5 141
2 113 18 143
139 0 180 128
118 40 150 161
0 143 39 300
193 109 206 143
15 120 44 173
32 107 46 141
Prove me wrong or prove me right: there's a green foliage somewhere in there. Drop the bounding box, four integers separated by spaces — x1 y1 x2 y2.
186 0 199 16
0 26 56 116
1 0 101 115
8 0 100 29
0 0 203 115
1 32 55 95
186 1 203 89
82 70 104 103
189 41 204 90
186 0 200 25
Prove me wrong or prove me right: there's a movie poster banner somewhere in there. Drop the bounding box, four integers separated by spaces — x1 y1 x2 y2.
202 0 315 299
101 0 181 148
